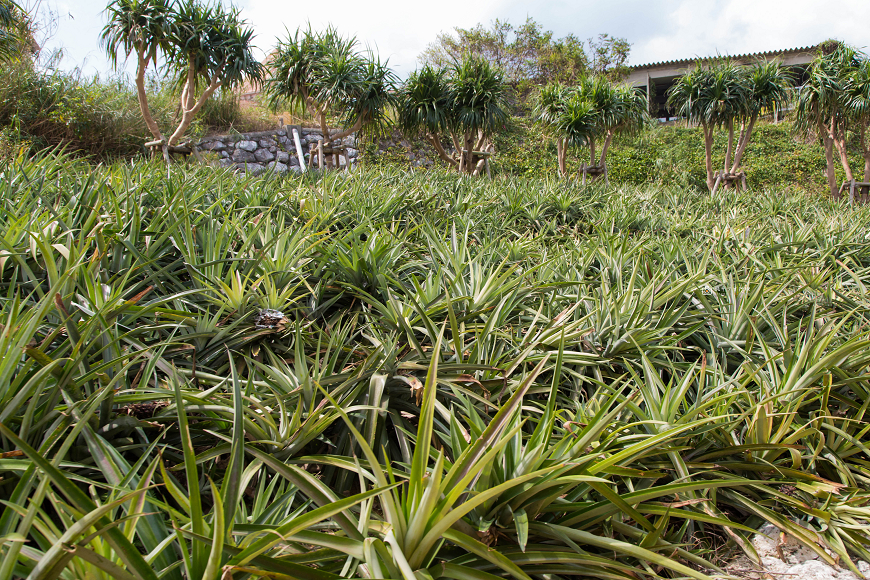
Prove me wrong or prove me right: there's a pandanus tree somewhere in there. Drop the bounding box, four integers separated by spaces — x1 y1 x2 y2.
266 26 397 145
535 77 646 178
796 42 869 200
0 0 19 59
398 57 510 174
101 0 263 158
847 58 870 190
668 59 792 193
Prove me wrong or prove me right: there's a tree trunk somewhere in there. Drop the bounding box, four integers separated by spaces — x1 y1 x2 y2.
702 122 715 192
589 139 596 167
556 139 568 177
822 133 838 199
830 117 854 184
598 131 613 168
860 126 870 183
329 117 363 143
724 119 734 174
730 114 757 174
463 133 474 174
167 65 222 146
474 129 486 151
135 49 163 142
427 134 458 167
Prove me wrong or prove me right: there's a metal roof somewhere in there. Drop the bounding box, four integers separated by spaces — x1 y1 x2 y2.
629 45 819 70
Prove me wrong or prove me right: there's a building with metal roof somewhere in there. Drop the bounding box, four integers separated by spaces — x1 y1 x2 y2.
625 45 819 119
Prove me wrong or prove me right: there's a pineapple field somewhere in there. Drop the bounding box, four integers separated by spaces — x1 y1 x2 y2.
1 150 869 580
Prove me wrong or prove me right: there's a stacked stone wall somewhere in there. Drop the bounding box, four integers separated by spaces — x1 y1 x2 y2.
197 127 358 175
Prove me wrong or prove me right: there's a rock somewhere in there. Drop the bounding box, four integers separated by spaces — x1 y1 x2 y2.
255 149 275 162
220 150 229 158
276 151 290 163
200 140 225 151
289 155 300 166
240 163 266 176
269 146 277 153
267 161 288 173
339 156 347 167
343 135 356 146
724 524 868 580
307 134 323 142
237 140 258 152
232 149 257 163
347 147 358 157
289 165 304 174
259 138 277 148
219 158 234 168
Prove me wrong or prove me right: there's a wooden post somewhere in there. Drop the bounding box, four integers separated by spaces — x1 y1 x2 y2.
317 140 324 170
485 157 491 179
646 72 651 114
292 128 306 173
849 179 856 206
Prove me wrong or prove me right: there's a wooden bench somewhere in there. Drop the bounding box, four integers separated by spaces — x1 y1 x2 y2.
144 139 203 163
839 180 870 205
308 140 352 171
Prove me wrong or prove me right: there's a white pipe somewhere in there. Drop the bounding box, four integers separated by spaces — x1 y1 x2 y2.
292 128 306 173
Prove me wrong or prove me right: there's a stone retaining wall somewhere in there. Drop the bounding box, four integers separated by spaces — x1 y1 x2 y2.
198 127 358 175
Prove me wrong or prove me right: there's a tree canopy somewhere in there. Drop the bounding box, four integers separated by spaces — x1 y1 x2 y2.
101 0 263 152
419 18 630 96
0 0 36 61
795 41 870 199
668 59 792 192
398 57 510 174
535 77 647 177
266 26 397 144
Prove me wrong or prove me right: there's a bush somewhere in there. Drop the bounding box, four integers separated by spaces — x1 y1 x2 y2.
0 57 279 159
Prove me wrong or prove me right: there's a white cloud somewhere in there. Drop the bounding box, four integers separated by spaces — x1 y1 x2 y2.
240 0 502 74
632 0 870 65
37 0 870 79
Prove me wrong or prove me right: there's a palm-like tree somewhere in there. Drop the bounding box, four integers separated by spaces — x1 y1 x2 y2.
795 42 862 198
669 59 792 193
0 0 25 60
668 61 747 192
535 77 646 179
266 26 397 146
398 57 510 174
449 57 510 172
847 58 870 187
534 82 574 175
165 1 263 146
397 65 453 164
101 0 263 155
728 61 792 175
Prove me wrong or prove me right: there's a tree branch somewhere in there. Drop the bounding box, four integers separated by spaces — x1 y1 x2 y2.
428 133 458 166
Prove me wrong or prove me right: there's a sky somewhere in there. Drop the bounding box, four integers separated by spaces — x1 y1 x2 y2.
35 0 870 79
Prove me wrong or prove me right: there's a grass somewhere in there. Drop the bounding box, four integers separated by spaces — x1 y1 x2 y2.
0 150 869 580
0 57 280 160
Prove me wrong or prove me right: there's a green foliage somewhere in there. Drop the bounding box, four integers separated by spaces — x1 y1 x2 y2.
419 17 630 100
0 0 31 60
266 25 397 142
102 0 263 146
1 155 870 579
0 58 259 159
398 56 510 173
492 118 848 192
